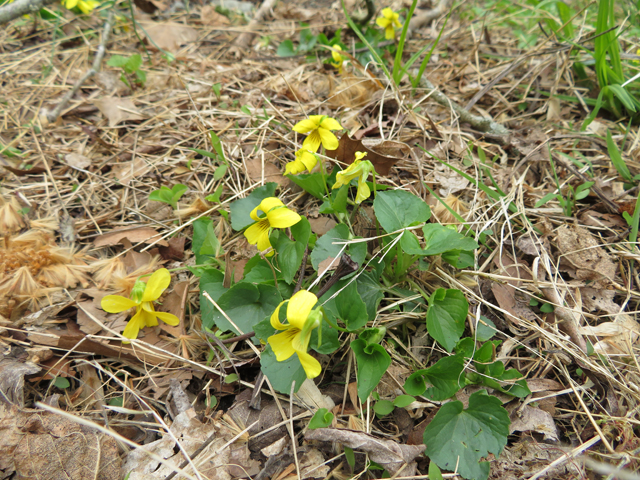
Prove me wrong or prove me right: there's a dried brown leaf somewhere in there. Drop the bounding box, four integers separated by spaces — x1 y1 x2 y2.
305 428 425 476
94 227 168 247
94 97 144 127
139 20 198 53
0 349 40 407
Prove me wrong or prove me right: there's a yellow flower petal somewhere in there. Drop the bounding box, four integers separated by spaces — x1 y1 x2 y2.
270 300 289 330
142 268 171 302
63 0 78 8
154 310 180 326
259 197 285 216
268 329 298 361
319 117 343 131
302 130 322 153
297 350 322 378
287 290 318 329
297 149 318 172
292 117 321 134
122 307 146 339
355 176 371 204
331 46 343 63
256 228 274 255
267 206 301 229
385 25 395 40
376 16 389 28
102 295 138 313
285 158 305 175
244 219 270 246
318 128 339 150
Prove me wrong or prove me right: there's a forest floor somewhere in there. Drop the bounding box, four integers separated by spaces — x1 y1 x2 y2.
1 0 640 478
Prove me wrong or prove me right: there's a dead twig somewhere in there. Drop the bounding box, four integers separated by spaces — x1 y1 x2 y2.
0 0 57 25
42 8 115 124
231 0 278 54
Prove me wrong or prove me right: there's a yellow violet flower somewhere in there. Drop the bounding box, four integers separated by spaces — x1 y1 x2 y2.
244 197 301 256
332 151 375 204
268 290 322 378
62 0 100 13
292 115 342 153
376 7 402 40
285 149 318 175
331 45 345 73
101 268 179 340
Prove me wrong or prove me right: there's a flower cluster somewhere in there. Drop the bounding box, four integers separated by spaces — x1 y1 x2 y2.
243 197 301 256
333 151 375 204
376 7 402 40
268 290 322 379
101 268 179 340
286 116 343 175
62 0 100 14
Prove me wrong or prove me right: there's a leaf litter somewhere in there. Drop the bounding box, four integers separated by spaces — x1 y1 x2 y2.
1 0 640 478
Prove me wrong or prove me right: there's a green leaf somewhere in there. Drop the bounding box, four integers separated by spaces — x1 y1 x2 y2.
429 461 444 480
357 271 384 322
261 344 306 394
322 280 369 331
253 316 275 342
52 377 70 389
424 390 510 480
344 446 355 470
273 217 310 284
209 131 226 163
230 183 278 231
393 395 415 408
373 190 431 233
427 289 468 352
209 283 282 335
441 250 475 269
476 316 497 342
125 53 142 73
309 315 340 354
309 408 334 429
404 354 464 400
170 184 188 204
574 182 594 200
193 218 222 265
351 339 391 401
224 373 238 383
135 69 146 85
606 130 633 182
107 55 129 68
277 39 297 57
206 184 224 203
309 223 366 271
319 184 349 214
540 303 554 313
214 164 228 181
287 171 327 199
148 186 173 204
199 269 227 327
421 224 478 255
373 399 395 416
534 192 559 208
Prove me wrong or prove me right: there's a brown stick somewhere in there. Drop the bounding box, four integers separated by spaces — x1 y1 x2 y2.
0 0 57 25
232 0 278 51
42 9 115 123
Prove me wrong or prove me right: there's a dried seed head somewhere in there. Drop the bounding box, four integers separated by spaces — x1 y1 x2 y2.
175 197 210 218
0 195 26 234
432 194 469 225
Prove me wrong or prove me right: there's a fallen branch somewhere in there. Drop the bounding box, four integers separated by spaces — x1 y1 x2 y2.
42 9 115 124
408 0 450 32
0 0 58 25
414 73 510 138
231 0 278 53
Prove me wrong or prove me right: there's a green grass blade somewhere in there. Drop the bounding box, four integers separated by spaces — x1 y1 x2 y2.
392 0 419 83
606 129 633 181
340 0 393 83
408 8 451 88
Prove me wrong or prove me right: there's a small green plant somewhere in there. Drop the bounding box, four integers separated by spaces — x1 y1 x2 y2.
534 154 594 216
582 0 640 128
107 53 146 89
372 392 415 417
341 0 449 88
277 23 318 57
148 184 187 209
